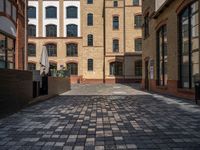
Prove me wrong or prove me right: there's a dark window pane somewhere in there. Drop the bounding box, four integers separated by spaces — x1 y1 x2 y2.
67 24 78 37
28 43 36 56
46 25 57 37
113 39 119 52
50 63 57 70
135 38 142 51
114 1 118 7
67 43 78 56
46 44 57 57
88 34 93 46
135 15 142 28
87 13 93 26
67 6 77 18
135 60 142 76
110 62 123 76
28 6 36 18
28 63 36 71
88 59 93 71
28 25 36 37
46 6 57 18
113 16 119 29
67 63 78 75
133 0 139 5
87 0 93 4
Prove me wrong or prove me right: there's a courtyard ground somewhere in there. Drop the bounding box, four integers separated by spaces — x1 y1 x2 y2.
0 84 200 150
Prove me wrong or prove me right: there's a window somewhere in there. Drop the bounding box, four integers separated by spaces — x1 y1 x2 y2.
88 34 93 46
46 6 57 18
67 63 78 75
87 13 93 26
133 0 140 6
46 44 57 57
179 1 199 89
87 0 93 4
114 1 118 7
135 15 142 28
28 25 36 37
67 24 78 37
113 16 119 29
110 62 123 76
0 0 4 12
113 39 119 52
88 59 93 71
0 33 15 69
12 5 16 21
66 6 78 18
157 25 167 86
28 63 36 71
135 38 142 51
28 6 36 18
28 43 36 56
50 62 57 70
67 43 78 56
144 14 149 38
6 0 11 16
46 25 57 37
135 60 142 76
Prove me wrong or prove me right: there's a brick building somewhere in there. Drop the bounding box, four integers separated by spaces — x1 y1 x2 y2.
0 0 27 70
142 0 200 99
27 0 142 84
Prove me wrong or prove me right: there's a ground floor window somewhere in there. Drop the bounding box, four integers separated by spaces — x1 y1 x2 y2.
28 63 36 71
110 61 123 76
67 63 78 75
135 60 142 76
50 62 57 70
0 32 15 69
179 0 200 88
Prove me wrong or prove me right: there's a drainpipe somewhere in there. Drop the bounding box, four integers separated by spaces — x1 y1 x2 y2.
123 0 126 82
103 0 106 83
24 0 28 70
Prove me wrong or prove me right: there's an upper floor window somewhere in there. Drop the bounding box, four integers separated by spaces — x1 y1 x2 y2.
28 25 36 37
135 60 142 76
28 43 36 56
46 6 57 18
113 39 119 52
135 15 142 28
144 14 149 38
88 34 93 46
46 44 57 57
113 16 119 30
88 59 93 71
46 24 57 37
67 43 78 57
114 1 118 7
157 25 167 86
28 63 36 71
110 62 123 76
0 0 16 21
133 0 140 6
135 38 142 51
87 13 93 26
87 0 93 4
28 6 36 18
66 6 78 18
67 24 78 37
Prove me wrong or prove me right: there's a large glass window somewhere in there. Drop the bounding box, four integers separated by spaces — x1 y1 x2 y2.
179 1 199 88
0 34 15 69
113 16 119 30
87 13 93 26
113 39 119 52
67 24 78 37
67 63 78 75
135 60 142 76
88 59 93 71
87 0 93 4
28 43 36 56
67 43 78 56
28 25 36 37
28 63 36 71
46 25 57 37
135 15 142 28
157 25 167 86
46 6 57 18
135 38 142 51
46 44 57 57
28 6 36 18
88 34 93 46
66 6 78 18
110 62 123 76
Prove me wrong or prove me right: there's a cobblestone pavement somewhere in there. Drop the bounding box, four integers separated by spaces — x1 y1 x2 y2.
0 84 200 150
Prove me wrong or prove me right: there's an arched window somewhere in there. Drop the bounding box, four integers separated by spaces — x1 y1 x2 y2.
67 63 78 75
113 39 119 52
46 44 57 57
179 0 199 88
87 13 93 26
88 59 93 71
110 62 123 76
67 24 78 37
66 43 78 56
28 6 36 18
88 34 93 46
28 63 36 71
28 43 36 56
46 6 57 18
46 24 57 37
28 25 36 37
66 6 78 18
135 60 142 76
134 15 142 28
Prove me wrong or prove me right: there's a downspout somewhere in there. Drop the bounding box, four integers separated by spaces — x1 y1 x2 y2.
103 0 106 83
123 0 126 81
24 0 28 70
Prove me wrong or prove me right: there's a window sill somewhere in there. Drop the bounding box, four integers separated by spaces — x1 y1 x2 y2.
66 56 78 57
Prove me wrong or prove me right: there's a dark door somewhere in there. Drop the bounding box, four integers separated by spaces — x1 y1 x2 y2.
145 60 149 90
